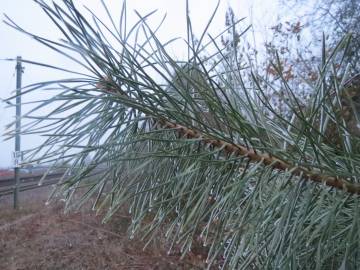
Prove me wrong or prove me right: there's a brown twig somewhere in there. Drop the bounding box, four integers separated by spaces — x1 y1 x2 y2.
96 77 360 195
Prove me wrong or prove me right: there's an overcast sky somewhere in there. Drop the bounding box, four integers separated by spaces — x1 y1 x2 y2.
0 0 282 168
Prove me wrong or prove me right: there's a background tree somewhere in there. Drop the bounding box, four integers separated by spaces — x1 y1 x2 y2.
296 0 360 73
272 0 360 89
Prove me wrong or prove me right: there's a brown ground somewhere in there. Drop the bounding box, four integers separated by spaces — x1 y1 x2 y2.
0 188 207 270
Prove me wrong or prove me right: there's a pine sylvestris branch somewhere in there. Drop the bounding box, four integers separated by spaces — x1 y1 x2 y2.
5 1 360 268
98 76 360 194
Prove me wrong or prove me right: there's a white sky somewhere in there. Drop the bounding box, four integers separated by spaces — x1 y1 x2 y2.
0 0 283 167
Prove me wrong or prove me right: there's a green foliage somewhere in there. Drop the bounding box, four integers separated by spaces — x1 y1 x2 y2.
4 0 360 268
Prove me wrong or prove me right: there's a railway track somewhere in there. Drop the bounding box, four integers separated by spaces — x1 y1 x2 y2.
0 172 65 197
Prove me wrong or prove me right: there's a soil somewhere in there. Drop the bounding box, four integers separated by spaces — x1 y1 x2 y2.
0 188 207 270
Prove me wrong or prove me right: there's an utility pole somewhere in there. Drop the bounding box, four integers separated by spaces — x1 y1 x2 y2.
14 56 23 209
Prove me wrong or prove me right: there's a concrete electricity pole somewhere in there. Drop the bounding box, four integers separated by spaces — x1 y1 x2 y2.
14 56 24 209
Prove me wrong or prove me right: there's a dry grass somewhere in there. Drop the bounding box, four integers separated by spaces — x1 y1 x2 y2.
0 188 207 270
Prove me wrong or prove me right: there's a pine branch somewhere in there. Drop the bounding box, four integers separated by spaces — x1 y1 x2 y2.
6 1 360 267
98 77 360 195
